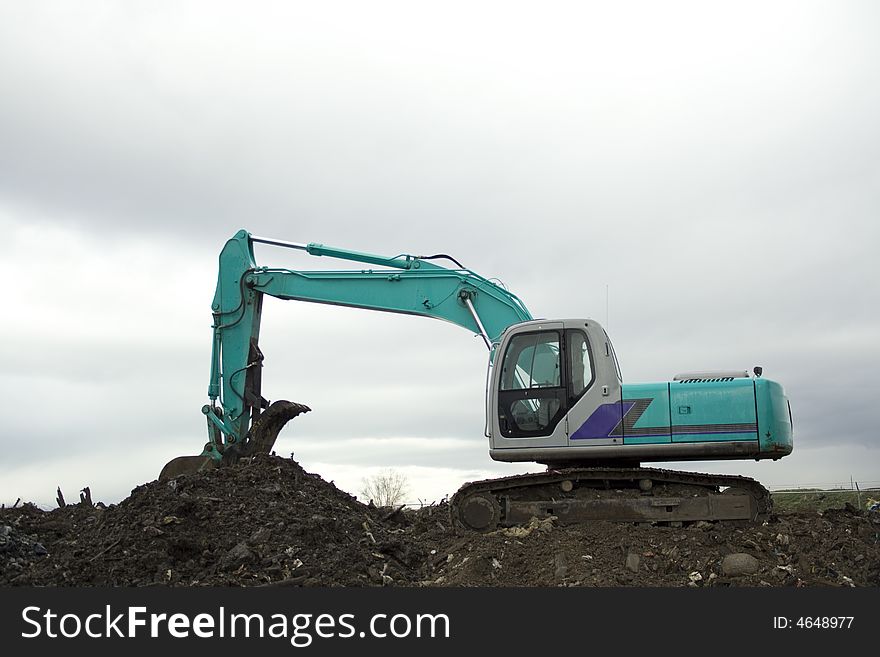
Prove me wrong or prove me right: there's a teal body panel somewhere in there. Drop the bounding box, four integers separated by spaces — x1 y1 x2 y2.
617 378 793 458
622 383 671 445
755 378 794 456
669 379 757 443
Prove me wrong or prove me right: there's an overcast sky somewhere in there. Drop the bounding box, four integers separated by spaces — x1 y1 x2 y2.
1 1 878 507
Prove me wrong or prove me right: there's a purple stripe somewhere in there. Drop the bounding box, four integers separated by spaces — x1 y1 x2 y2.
570 401 630 440
671 430 756 435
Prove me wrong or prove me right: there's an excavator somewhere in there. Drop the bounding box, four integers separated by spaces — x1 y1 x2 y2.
160 230 793 530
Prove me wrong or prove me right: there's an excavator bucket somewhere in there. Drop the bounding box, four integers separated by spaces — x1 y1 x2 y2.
244 400 312 455
158 400 311 481
159 455 218 481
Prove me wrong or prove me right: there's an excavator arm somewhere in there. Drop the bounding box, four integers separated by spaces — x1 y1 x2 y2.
159 229 532 479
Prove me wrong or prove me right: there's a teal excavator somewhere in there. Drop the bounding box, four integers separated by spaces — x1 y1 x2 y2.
160 230 793 529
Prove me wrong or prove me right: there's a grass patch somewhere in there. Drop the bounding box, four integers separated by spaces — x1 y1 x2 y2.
770 489 880 514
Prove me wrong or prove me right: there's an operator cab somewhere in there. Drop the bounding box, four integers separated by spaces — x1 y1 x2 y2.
487 319 623 458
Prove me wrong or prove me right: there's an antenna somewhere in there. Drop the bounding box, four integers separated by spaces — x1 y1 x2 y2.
606 284 609 329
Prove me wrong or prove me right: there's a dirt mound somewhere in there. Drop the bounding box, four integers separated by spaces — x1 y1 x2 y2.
1 457 425 586
2 456 878 587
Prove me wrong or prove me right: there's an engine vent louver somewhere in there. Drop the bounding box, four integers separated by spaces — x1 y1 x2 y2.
677 377 735 384
673 370 748 384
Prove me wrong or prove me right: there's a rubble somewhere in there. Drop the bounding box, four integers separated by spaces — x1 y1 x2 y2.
2 455 879 587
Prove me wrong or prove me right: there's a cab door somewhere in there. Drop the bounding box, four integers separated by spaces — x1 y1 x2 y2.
493 323 568 449
564 321 624 446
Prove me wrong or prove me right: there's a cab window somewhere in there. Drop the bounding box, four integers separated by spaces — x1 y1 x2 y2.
567 329 594 398
500 331 561 390
498 331 566 437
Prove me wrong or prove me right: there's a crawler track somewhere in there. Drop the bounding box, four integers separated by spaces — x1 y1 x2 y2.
450 467 771 531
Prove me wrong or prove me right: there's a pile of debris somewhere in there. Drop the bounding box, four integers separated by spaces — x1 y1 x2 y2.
0 518 50 582
2 456 878 587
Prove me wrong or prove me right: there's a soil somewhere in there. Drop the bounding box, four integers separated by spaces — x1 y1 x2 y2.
2 455 878 587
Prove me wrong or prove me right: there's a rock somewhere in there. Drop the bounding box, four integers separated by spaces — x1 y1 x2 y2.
721 553 760 577
554 553 568 580
625 553 640 573
222 541 254 565
33 543 48 556
250 527 271 544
